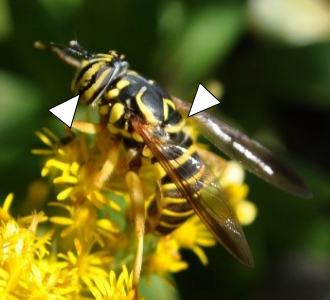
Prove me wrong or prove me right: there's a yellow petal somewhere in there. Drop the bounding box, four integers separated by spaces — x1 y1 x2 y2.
3 193 14 212
236 200 258 226
97 219 119 232
220 161 245 186
31 149 54 155
35 130 53 147
54 175 78 184
225 183 249 204
42 127 60 142
50 216 74 225
57 187 73 200
191 245 208 265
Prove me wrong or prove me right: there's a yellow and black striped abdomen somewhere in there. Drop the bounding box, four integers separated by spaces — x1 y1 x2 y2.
148 132 205 235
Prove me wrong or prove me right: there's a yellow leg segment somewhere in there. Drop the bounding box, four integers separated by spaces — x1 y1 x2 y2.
94 144 120 188
125 171 145 298
72 120 105 134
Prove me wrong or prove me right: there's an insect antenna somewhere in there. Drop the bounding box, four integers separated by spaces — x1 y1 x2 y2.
34 40 87 68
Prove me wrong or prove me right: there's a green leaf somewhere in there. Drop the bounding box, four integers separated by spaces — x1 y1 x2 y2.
0 0 13 41
0 70 42 137
37 0 85 21
158 2 246 89
140 274 181 300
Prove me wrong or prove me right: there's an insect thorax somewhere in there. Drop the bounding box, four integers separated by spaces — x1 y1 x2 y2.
74 53 185 143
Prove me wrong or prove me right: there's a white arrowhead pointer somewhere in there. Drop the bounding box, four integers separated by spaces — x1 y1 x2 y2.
188 83 220 117
49 95 79 128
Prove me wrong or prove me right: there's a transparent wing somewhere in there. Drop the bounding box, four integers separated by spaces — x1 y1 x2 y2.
172 96 311 198
132 118 253 267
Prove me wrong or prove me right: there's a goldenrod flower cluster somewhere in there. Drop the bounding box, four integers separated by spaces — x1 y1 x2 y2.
0 126 257 299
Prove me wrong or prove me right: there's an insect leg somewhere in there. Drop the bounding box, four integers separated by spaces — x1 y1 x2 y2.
72 120 105 134
125 171 145 297
94 143 120 188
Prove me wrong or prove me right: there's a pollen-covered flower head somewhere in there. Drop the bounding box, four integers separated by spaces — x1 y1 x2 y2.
29 121 258 298
89 265 136 300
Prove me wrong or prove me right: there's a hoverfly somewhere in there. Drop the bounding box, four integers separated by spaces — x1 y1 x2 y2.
35 40 311 292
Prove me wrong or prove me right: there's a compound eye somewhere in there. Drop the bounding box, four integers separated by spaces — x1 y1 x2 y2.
66 40 91 59
69 40 78 47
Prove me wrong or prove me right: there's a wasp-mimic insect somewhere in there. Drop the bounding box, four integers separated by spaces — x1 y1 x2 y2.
35 40 311 295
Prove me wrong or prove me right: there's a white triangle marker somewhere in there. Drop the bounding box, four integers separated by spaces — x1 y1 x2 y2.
49 95 79 128
188 83 220 117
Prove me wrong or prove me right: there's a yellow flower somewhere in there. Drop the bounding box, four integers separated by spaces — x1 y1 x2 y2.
0 193 14 222
220 161 258 226
89 265 136 300
172 215 216 265
145 236 188 277
49 202 119 247
0 214 49 264
32 127 67 156
17 258 80 300
58 238 112 288
34 128 120 211
0 215 62 299
16 211 49 230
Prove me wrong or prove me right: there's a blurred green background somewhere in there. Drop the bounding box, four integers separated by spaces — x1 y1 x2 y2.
1 0 330 299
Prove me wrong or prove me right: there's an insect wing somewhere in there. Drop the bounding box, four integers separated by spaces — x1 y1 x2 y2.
172 97 311 198
132 118 253 267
